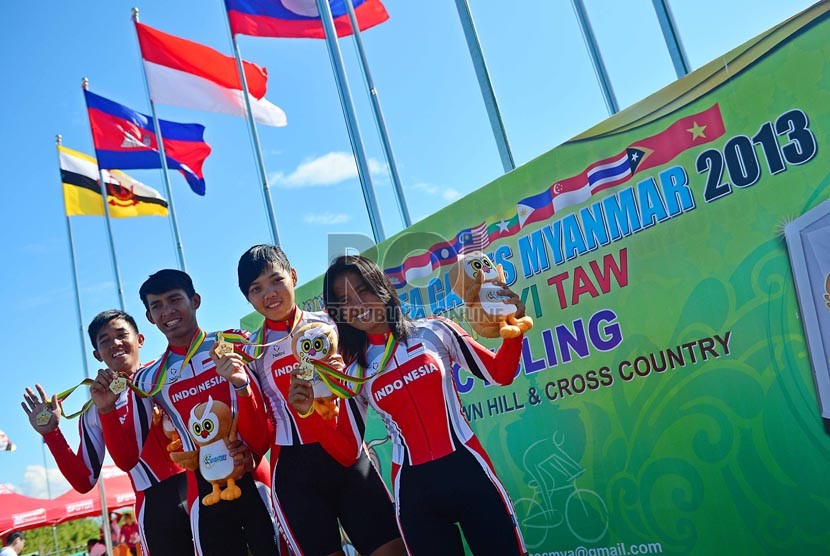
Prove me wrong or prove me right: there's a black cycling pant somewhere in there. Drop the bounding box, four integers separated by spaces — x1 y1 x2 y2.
273 443 400 556
194 472 279 556
397 447 525 555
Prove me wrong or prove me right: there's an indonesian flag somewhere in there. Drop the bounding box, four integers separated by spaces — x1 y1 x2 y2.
135 22 287 127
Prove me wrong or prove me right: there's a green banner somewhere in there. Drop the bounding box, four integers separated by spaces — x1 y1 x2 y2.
292 3 830 554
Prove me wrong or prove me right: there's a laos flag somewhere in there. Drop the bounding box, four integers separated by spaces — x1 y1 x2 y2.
84 90 211 195
225 0 389 39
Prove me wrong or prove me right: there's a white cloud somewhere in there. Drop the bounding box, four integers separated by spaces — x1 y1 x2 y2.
271 152 385 188
21 465 71 499
410 182 461 202
303 212 351 225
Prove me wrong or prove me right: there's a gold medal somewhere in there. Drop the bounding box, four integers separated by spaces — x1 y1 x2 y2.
110 376 128 395
214 332 235 357
296 359 315 381
36 408 53 427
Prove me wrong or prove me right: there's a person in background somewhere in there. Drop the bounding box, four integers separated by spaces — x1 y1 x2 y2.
88 538 107 556
0 532 25 556
109 512 121 545
119 513 139 556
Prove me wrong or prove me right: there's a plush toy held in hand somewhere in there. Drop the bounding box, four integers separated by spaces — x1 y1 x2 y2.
450 252 533 339
290 322 339 420
169 396 243 505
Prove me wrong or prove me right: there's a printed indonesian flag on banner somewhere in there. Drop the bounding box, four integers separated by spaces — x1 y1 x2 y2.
225 0 389 39
135 22 287 127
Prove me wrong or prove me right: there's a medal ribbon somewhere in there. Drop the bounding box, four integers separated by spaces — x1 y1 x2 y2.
311 334 398 399
121 329 207 400
55 380 96 419
221 310 302 363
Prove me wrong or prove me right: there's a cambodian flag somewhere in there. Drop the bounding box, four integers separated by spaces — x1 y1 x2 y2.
84 90 211 195
225 0 389 39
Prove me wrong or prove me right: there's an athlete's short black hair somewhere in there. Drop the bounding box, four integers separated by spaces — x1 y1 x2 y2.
139 269 196 310
87 310 140 350
237 244 292 296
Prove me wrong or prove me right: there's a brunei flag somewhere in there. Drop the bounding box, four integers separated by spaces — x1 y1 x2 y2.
59 146 169 218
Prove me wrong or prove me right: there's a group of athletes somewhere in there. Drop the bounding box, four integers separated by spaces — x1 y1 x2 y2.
20 245 529 556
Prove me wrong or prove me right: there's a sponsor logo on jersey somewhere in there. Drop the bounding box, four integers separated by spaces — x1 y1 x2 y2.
166 364 181 384
373 362 439 402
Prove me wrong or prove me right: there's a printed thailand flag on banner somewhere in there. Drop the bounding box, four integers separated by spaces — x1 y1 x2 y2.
84 90 211 195
135 22 287 127
225 0 389 39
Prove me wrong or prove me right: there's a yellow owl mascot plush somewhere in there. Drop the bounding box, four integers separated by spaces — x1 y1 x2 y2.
290 322 339 420
450 252 533 339
169 396 244 505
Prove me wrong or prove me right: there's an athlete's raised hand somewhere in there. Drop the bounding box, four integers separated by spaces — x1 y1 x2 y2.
90 368 119 414
21 384 60 435
288 370 313 416
210 346 251 393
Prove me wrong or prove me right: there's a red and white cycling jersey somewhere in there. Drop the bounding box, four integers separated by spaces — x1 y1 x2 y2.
245 309 362 466
346 318 522 467
102 330 270 470
45 384 183 494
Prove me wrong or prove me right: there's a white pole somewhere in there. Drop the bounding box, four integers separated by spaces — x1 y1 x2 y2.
343 0 411 228
82 78 127 311
131 8 188 271
651 0 691 78
217 9 282 245
571 0 619 115
316 0 386 243
454 0 515 172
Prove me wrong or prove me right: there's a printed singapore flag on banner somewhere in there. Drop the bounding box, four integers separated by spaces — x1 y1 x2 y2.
135 22 287 127
84 89 211 195
225 0 389 39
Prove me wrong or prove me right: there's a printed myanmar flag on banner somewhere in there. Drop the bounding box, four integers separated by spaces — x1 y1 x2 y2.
135 22 287 127
225 0 389 39
58 146 169 218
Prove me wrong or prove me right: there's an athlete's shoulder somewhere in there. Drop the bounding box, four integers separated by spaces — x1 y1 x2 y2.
415 316 463 334
302 309 334 326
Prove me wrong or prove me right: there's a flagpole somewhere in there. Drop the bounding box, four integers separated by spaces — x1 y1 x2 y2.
651 0 690 78
130 9 188 271
219 17 282 246
54 135 113 556
316 0 385 243
453 0 515 173
82 78 127 312
570 0 619 115
343 0 411 228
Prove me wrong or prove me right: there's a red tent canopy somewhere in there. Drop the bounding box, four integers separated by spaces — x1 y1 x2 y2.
0 486 50 537
47 466 135 525
0 466 136 537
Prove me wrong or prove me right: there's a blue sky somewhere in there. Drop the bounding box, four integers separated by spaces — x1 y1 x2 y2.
0 0 814 497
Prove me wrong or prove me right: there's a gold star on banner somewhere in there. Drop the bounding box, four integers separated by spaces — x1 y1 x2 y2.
519 207 528 218
687 121 707 140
